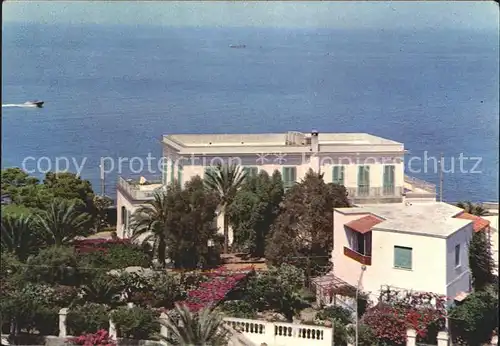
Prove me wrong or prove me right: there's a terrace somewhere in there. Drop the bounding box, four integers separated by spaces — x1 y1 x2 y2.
117 176 163 201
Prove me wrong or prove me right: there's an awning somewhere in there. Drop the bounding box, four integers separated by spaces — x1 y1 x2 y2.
454 212 490 232
345 215 384 234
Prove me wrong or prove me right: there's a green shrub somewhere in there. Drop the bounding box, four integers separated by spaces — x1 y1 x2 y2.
110 306 160 340
32 306 59 335
67 303 110 335
24 246 80 286
316 305 353 325
118 271 183 309
0 282 59 335
106 244 150 269
221 300 257 319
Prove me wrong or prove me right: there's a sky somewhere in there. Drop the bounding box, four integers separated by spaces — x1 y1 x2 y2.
2 1 499 31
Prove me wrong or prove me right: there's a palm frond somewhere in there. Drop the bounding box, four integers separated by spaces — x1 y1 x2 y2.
159 303 229 346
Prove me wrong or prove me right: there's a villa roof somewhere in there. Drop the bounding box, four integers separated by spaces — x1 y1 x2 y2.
335 202 471 238
454 212 490 232
345 215 384 234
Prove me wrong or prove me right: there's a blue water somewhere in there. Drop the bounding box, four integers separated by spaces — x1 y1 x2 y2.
2 23 499 202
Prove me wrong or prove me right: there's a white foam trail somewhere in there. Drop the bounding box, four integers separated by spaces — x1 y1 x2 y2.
2 104 37 108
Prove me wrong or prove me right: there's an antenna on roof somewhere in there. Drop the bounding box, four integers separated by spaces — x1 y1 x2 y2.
439 152 444 202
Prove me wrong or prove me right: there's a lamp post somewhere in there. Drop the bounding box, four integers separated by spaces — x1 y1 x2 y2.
355 265 367 346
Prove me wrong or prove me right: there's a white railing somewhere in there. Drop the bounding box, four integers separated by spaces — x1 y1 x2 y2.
117 176 162 201
223 317 333 346
347 186 404 199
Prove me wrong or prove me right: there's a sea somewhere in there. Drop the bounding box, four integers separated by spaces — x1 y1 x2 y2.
1 23 499 203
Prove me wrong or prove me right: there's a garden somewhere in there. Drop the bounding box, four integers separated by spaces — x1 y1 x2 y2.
1 168 498 346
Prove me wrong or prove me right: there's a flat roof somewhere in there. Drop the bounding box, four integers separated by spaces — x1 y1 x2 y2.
163 132 401 148
335 202 472 238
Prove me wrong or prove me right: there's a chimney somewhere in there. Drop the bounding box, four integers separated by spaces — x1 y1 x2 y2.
311 130 319 152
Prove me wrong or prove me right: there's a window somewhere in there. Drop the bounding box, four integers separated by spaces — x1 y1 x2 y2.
282 167 297 189
177 164 183 186
170 161 175 184
332 166 345 185
383 165 395 195
121 206 126 225
357 166 370 196
394 246 412 269
162 161 168 186
243 167 259 179
455 244 461 267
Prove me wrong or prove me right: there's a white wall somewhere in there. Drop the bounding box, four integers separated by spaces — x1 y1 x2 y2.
115 190 147 238
332 210 448 302
445 225 473 302
164 146 405 192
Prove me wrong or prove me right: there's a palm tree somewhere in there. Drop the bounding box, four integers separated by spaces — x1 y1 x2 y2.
1 213 36 261
159 303 230 346
36 198 91 246
130 191 171 268
204 163 246 253
456 201 488 216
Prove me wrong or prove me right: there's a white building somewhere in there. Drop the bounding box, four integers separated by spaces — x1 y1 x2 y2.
329 202 492 304
116 131 436 239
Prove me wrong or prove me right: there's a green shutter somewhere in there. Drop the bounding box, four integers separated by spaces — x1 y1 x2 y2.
177 164 183 186
383 165 395 187
162 161 168 186
394 246 412 269
282 167 296 189
170 161 175 184
333 166 345 185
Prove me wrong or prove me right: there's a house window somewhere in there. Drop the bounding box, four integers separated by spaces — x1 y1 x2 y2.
357 166 370 196
394 246 412 269
243 167 259 179
121 206 126 225
177 164 183 186
332 166 345 185
170 161 175 184
455 244 461 267
383 165 395 195
162 161 168 186
282 167 297 189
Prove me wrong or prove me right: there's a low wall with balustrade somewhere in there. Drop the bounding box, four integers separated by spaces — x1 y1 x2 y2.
223 317 333 346
4 307 332 346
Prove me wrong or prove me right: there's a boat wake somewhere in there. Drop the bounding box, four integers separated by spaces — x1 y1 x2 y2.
2 103 38 108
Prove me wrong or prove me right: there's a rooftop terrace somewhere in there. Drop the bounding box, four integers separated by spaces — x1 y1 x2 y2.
336 202 472 238
163 131 402 148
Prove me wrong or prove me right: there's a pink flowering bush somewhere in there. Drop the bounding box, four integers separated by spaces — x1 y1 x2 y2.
67 329 116 346
181 266 253 312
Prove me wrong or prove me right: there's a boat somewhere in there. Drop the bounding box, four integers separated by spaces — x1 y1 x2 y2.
24 100 44 108
229 44 246 49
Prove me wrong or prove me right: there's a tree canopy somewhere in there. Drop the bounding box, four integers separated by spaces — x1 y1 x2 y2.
265 169 350 277
228 170 284 257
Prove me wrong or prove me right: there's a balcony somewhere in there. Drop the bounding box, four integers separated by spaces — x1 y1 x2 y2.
404 175 437 201
344 247 372 266
347 186 404 204
117 176 164 201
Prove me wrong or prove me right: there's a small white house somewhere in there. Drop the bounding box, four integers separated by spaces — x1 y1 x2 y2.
330 202 484 304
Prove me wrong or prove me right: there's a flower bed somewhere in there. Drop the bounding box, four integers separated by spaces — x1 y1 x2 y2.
181 266 254 311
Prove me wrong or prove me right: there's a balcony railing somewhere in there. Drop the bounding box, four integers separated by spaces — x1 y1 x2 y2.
117 176 163 201
404 175 436 194
347 186 404 199
343 247 372 266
